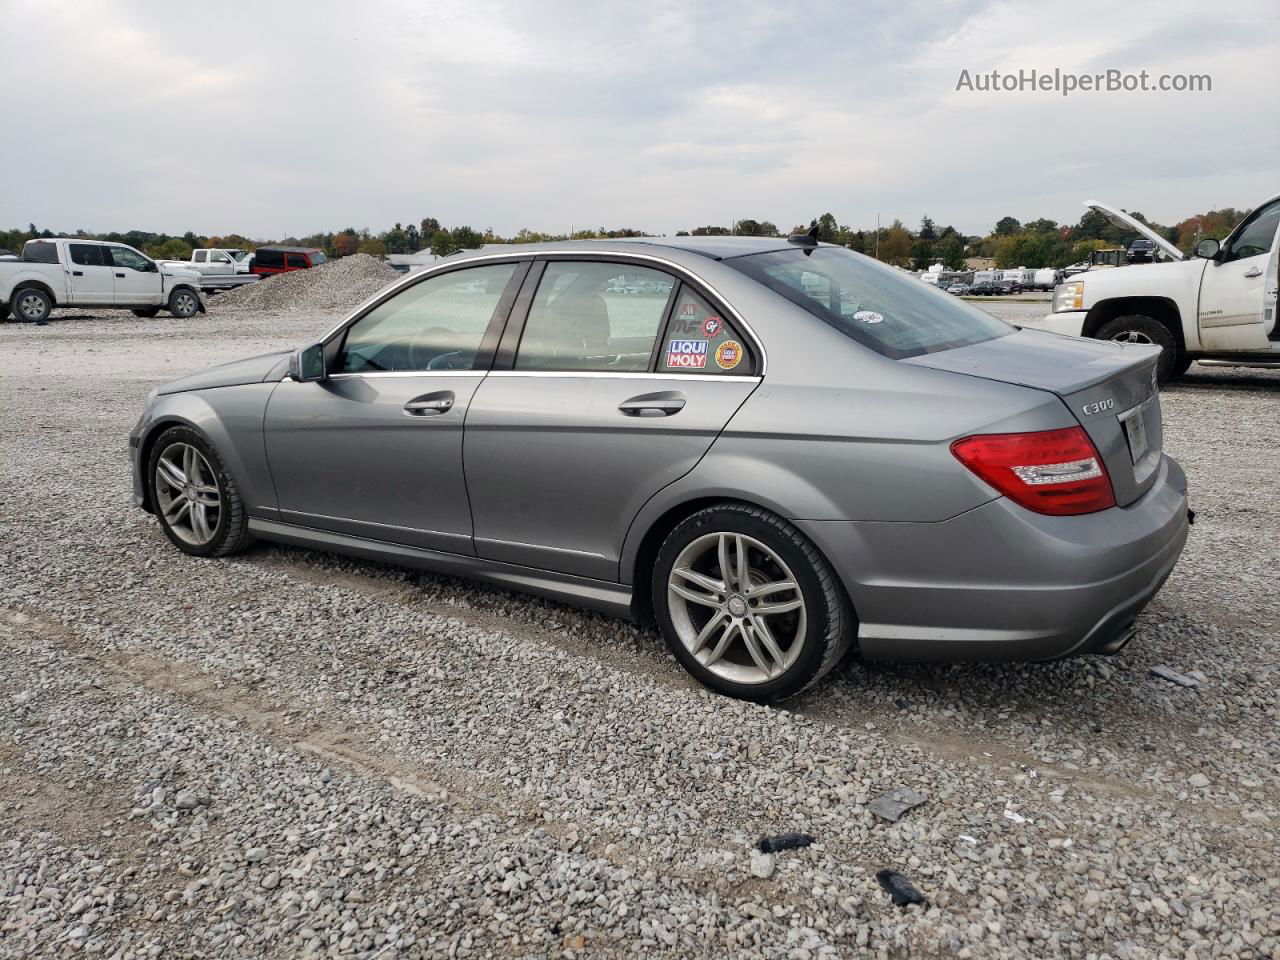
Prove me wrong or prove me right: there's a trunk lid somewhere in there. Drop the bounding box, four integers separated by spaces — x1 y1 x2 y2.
906 329 1164 506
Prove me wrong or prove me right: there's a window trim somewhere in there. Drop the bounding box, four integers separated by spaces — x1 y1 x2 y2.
327 258 531 375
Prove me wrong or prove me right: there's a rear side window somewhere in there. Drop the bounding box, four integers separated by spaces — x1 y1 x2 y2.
658 286 752 375
22 242 59 264
68 243 104 266
514 262 674 372
194 250 207 263
256 249 284 268
286 253 308 268
727 246 1011 359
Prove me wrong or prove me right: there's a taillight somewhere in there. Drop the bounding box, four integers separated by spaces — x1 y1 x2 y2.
950 426 1115 516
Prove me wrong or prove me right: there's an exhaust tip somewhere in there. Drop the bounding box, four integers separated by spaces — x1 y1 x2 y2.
1096 627 1136 656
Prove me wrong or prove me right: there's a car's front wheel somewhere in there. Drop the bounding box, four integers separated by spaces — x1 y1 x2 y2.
168 288 199 319
148 426 251 557
652 503 853 702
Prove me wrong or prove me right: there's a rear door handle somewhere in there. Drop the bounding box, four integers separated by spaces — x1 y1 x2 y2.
115 272 125 278
1243 265 1262 278
72 270 83 276
403 391 455 416
618 393 686 417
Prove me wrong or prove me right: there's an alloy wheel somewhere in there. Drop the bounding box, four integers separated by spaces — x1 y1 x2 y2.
1110 329 1154 345
18 293 46 320
174 293 196 315
154 442 221 546
667 532 807 685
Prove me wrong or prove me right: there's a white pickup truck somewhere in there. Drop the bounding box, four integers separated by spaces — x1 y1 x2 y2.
1 239 206 324
159 248 259 292
1025 198 1280 381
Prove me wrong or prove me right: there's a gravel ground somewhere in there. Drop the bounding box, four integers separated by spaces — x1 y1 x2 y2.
1 296 1278 959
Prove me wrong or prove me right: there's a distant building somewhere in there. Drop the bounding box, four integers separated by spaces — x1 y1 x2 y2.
964 256 996 271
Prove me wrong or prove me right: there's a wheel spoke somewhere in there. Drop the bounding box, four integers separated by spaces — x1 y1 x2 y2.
164 498 191 524
716 534 733 590
745 578 797 599
190 503 211 541
754 597 804 617
739 622 775 676
183 446 196 486
194 485 220 506
702 619 738 667
670 581 722 609
733 535 749 592
672 565 725 596
748 616 787 669
157 457 186 489
689 610 727 655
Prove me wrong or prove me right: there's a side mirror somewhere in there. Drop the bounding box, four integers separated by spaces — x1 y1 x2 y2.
1194 238 1220 259
290 343 327 382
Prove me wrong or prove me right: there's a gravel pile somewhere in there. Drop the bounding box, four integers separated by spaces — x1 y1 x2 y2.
214 254 401 312
1 302 1278 958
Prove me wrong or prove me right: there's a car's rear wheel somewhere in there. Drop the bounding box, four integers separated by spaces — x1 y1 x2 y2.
132 307 161 318
14 287 52 324
1096 314 1184 382
652 503 853 702
168 288 199 319
148 426 251 557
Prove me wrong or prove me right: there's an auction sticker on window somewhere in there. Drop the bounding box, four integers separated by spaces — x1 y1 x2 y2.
714 340 743 370
667 339 708 368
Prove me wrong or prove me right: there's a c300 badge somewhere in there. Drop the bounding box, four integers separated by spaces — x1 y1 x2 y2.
853 310 884 324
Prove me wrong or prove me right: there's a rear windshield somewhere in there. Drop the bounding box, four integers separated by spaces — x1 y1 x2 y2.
22 241 59 264
726 246 1012 359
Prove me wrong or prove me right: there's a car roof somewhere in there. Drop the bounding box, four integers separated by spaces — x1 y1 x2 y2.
452 236 803 262
257 245 323 253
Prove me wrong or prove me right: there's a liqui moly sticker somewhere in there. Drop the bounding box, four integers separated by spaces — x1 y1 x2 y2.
667 338 708 368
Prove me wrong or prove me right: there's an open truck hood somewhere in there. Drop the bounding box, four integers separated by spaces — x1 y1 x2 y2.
1085 200 1183 262
906 329 1164 507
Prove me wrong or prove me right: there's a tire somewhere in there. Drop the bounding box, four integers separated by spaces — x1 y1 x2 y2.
652 503 853 702
132 307 161 318
13 287 52 324
168 287 199 319
147 425 252 558
1095 314 1184 383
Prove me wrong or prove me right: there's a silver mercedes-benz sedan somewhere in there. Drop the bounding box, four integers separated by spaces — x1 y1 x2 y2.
129 235 1189 701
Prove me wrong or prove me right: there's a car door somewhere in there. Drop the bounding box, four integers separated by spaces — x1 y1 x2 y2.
207 250 234 275
104 244 163 305
262 260 527 554
1198 197 1280 352
464 258 762 582
64 243 114 305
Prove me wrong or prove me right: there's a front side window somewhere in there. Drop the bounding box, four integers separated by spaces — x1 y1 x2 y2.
658 287 753 374
727 246 1011 359
211 251 230 264
310 252 327 266
68 243 104 267
1224 200 1280 262
107 246 151 270
339 262 518 373
514 262 674 371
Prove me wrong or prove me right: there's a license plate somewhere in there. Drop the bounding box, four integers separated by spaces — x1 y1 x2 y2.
1120 405 1149 464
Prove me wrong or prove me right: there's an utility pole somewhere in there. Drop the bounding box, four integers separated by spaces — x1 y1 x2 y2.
875 213 880 261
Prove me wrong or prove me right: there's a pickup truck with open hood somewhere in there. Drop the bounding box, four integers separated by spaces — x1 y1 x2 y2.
1022 197 1280 381
1 239 207 324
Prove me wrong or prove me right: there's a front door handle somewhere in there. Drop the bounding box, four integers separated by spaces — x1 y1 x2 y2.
403 391 455 416
618 392 686 417
115 272 125 278
72 270 83 276
1243 265 1262 278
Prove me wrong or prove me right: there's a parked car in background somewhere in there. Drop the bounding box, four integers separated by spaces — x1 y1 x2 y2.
1032 268 1060 291
251 246 326 276
1127 238 1158 263
969 281 1001 296
129 235 1187 702
0 248 17 260
1 239 205 324
160 248 261 293
1027 196 1280 381
946 283 970 295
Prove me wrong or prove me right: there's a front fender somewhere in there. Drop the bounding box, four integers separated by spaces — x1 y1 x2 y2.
134 384 279 519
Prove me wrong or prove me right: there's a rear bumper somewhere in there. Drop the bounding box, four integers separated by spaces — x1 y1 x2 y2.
795 455 1189 662
1021 310 1087 337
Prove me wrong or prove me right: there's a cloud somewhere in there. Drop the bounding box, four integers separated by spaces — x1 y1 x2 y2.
1 0 1275 239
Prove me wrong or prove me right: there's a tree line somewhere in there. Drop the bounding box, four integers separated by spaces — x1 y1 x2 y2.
0 206 1248 271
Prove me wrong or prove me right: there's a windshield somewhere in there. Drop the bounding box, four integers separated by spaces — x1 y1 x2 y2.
726 246 1012 359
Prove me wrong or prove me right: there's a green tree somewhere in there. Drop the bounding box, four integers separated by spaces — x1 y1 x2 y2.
919 216 937 241
878 220 913 266
938 236 966 270
357 236 387 256
994 216 1021 236
450 226 484 250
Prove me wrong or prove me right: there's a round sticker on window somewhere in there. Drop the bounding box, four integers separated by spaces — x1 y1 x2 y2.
702 317 722 337
854 310 884 324
714 340 743 370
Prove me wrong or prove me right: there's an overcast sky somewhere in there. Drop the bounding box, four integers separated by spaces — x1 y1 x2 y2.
3 0 1275 240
